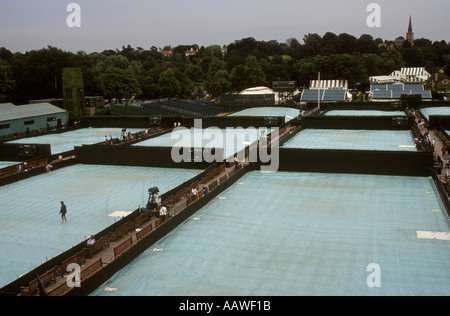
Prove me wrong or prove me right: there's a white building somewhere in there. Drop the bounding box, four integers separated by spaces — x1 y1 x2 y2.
370 67 431 84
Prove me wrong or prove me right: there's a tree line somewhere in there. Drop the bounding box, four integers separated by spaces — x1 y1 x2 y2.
1 32 449 104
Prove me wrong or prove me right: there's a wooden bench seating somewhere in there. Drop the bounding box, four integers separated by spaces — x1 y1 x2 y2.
83 235 109 258
114 237 133 258
48 280 71 296
208 179 218 191
81 258 103 280
202 163 226 183
154 216 166 228
219 174 228 184
59 250 86 275
0 158 49 178
161 164 227 209
136 223 153 240
20 267 57 296
48 258 103 296
109 221 134 242
133 211 149 228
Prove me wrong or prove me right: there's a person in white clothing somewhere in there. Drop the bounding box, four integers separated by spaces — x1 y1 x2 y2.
154 193 161 207
159 205 167 217
87 235 96 246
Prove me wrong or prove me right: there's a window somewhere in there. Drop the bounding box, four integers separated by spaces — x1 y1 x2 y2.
0 124 10 130
24 120 34 125
47 117 56 122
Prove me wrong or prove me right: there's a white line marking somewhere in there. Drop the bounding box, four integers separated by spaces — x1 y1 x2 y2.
108 211 132 218
417 231 450 240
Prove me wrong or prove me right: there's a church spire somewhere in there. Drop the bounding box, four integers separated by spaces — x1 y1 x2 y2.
406 15 414 45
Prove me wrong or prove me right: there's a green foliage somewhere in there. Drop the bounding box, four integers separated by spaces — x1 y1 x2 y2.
0 64 15 102
158 69 181 98
101 67 141 102
0 32 449 103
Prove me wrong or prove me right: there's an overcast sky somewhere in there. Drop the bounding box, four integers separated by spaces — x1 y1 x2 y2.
1 0 449 53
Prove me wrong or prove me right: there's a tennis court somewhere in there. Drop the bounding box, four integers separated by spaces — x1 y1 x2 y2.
324 110 406 116
6 127 142 155
420 107 450 121
0 161 19 169
0 164 200 286
133 127 270 160
228 107 301 123
91 171 450 296
282 129 417 152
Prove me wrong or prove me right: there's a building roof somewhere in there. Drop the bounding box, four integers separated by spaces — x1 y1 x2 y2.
309 80 348 90
0 102 67 122
370 83 432 99
370 67 431 84
301 89 349 102
239 86 275 95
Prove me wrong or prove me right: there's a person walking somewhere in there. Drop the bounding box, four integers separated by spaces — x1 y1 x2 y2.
59 201 68 224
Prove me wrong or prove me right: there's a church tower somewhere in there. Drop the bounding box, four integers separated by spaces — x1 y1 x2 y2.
406 15 414 46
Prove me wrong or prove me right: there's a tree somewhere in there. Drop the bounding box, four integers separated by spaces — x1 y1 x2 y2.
444 57 450 77
293 59 317 86
14 46 75 101
0 47 13 65
227 37 258 56
337 33 357 54
401 46 424 67
203 45 223 59
158 69 181 98
230 64 247 92
206 57 227 82
321 32 340 55
138 72 159 100
173 68 195 99
356 34 377 54
207 70 231 97
101 67 141 102
0 65 15 102
385 49 405 70
303 33 322 56
184 64 204 84
244 56 267 87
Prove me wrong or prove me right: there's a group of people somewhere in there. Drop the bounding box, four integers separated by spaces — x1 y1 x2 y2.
104 135 119 145
439 144 450 177
58 197 168 249
16 162 30 173
186 186 208 200
153 192 167 217
121 131 135 141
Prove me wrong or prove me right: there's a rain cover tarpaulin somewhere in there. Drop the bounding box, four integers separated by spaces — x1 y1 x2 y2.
92 171 450 296
0 164 200 286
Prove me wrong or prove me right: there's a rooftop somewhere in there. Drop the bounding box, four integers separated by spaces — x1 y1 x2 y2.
0 103 67 122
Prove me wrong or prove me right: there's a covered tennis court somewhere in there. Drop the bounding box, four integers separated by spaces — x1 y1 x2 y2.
0 164 201 286
6 127 142 155
133 127 270 160
0 161 19 169
282 129 417 152
420 106 450 121
91 171 450 296
228 107 301 123
324 110 406 117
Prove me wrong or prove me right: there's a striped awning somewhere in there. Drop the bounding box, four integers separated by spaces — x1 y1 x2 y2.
309 80 348 90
